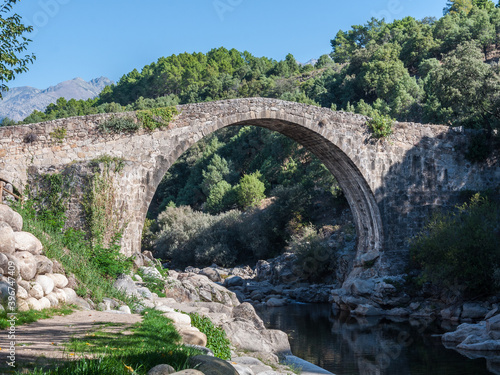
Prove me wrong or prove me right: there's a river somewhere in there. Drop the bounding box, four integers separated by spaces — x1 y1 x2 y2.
256 303 497 375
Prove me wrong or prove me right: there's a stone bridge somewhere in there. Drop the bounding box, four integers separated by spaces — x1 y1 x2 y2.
0 98 498 279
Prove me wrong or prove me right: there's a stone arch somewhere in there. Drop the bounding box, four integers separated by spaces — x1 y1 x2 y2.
140 102 383 267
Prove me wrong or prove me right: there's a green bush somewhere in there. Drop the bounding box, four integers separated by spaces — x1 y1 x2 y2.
189 313 231 360
410 193 500 296
367 113 394 138
98 116 139 133
465 133 492 162
235 171 266 209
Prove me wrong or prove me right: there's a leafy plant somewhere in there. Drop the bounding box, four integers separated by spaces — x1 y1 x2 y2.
410 193 500 296
49 127 67 143
137 268 167 297
98 116 139 133
189 312 231 360
136 106 179 131
367 113 394 138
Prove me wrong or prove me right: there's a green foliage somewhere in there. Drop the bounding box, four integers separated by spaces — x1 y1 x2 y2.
0 0 35 97
12 201 129 302
235 171 266 209
30 308 201 375
49 127 67 143
98 115 139 133
136 106 179 131
410 193 500 296
189 312 231 360
465 133 492 162
367 113 394 138
288 225 337 283
137 267 167 297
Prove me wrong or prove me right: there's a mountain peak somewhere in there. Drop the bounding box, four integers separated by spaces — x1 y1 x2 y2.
0 77 114 122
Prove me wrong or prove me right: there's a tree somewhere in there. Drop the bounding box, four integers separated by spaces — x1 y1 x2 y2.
235 172 266 209
444 0 474 14
0 0 35 97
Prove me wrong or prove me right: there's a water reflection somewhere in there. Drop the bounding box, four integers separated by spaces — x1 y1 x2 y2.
256 303 494 375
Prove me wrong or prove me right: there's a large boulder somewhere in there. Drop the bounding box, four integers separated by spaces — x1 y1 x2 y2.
28 282 44 299
0 204 22 232
461 303 489 320
232 302 266 330
26 297 42 310
63 288 78 303
147 364 176 375
442 322 488 343
14 232 43 255
47 273 69 289
188 355 238 375
14 251 37 280
177 326 208 347
114 275 138 296
0 253 18 277
200 267 222 283
0 222 15 254
35 275 55 295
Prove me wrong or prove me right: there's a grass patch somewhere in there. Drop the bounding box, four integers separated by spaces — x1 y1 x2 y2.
12 201 130 304
22 309 201 374
189 312 231 360
0 305 75 329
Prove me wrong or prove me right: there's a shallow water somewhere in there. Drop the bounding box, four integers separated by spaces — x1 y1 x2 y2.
256 303 498 375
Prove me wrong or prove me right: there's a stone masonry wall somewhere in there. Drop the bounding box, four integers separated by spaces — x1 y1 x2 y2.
0 98 499 280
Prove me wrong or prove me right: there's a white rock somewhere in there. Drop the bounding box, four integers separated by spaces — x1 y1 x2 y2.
14 232 43 255
0 204 22 232
17 285 28 299
133 274 143 282
34 255 53 275
231 364 254 375
119 305 131 314
63 287 77 303
16 299 29 311
46 273 69 289
35 275 54 295
155 305 174 313
0 222 15 254
39 297 51 309
45 292 59 307
26 297 42 310
28 282 44 299
14 251 37 280
53 288 67 303
164 311 191 325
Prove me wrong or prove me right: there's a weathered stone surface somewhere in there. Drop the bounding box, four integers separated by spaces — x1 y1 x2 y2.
0 222 15 254
47 273 69 289
35 275 54 295
39 297 51 309
34 255 53 275
177 326 207 347
164 311 191 325
119 305 131 314
232 302 266 330
63 287 78 303
45 292 59 306
0 204 22 231
442 322 488 343
0 253 17 277
188 355 238 375
26 297 42 310
28 282 44 299
200 267 222 282
147 364 176 375
170 370 204 375
53 288 67 303
14 232 43 255
15 251 37 281
461 302 489 320
17 285 28 299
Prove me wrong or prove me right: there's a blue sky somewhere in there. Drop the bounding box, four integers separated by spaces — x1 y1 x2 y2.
11 0 445 89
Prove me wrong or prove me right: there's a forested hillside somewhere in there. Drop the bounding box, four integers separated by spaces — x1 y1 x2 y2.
6 0 499 273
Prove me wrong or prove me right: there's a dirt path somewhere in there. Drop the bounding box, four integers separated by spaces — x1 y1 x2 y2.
0 310 142 372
